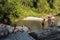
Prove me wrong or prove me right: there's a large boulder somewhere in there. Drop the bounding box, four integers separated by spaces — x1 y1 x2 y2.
0 31 35 40
0 24 13 38
36 26 60 40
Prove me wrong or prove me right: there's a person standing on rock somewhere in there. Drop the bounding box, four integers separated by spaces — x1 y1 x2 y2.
50 21 55 27
20 25 24 32
47 16 52 27
51 15 56 27
42 18 45 30
13 24 19 33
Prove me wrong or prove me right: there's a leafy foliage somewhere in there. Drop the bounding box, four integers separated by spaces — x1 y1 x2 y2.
0 0 60 24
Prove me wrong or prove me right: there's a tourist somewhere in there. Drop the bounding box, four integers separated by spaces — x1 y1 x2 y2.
42 18 45 30
51 21 54 27
51 16 56 27
47 16 51 27
20 25 24 32
13 24 18 33
2 17 10 25
20 25 29 32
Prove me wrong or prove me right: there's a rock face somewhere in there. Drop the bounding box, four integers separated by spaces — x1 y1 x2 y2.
0 24 13 38
0 24 35 40
0 31 35 40
0 25 60 40
36 26 60 40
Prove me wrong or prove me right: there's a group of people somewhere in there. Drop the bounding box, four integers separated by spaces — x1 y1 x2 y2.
0 18 29 37
41 15 56 30
0 15 56 32
0 24 31 38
